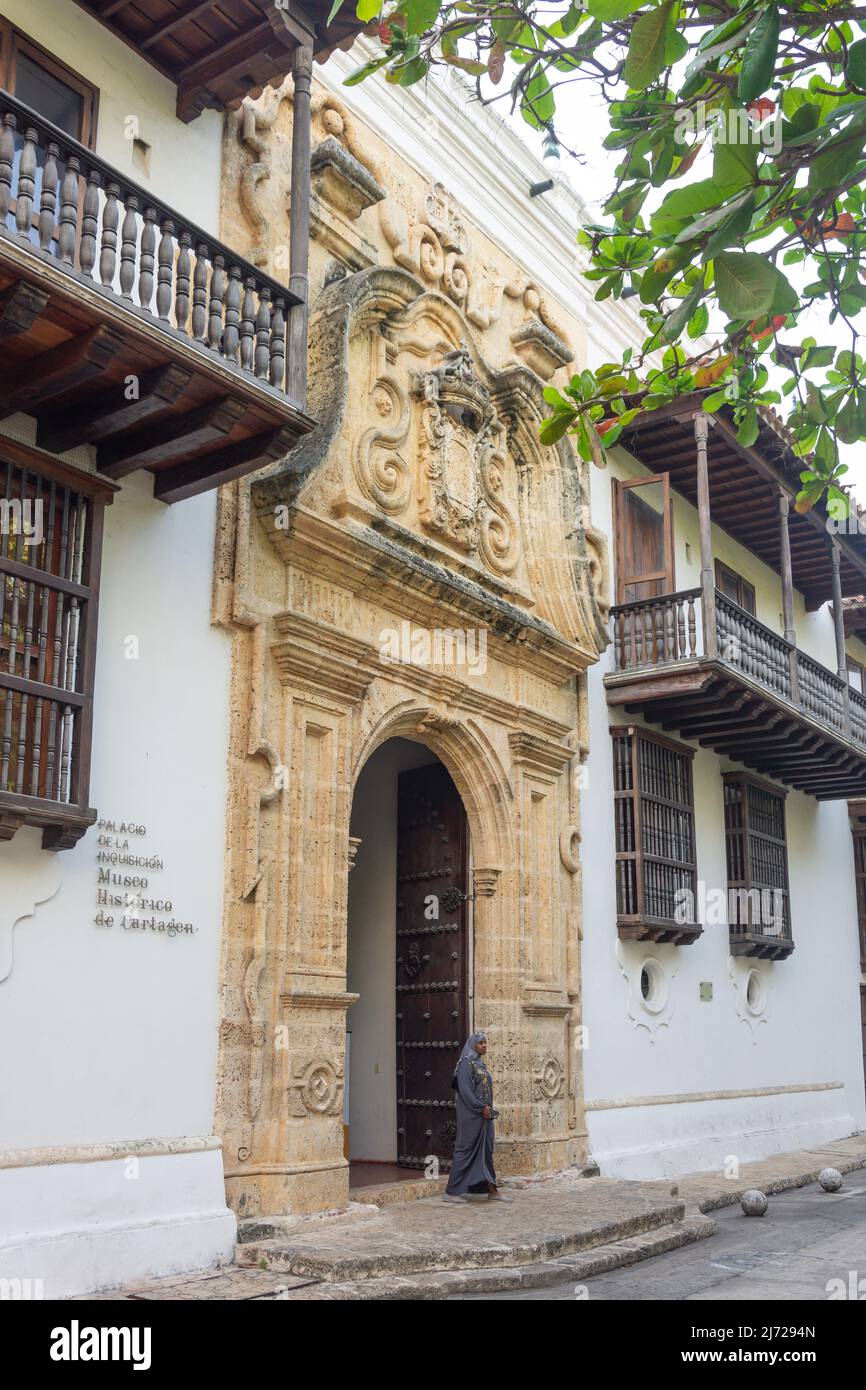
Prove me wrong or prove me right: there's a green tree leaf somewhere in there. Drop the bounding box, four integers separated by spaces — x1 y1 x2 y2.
737 5 780 102
713 252 795 319
587 0 642 17
401 0 441 33
847 37 866 90
623 2 675 91
713 135 758 191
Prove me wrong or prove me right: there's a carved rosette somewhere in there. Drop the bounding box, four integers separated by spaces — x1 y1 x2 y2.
289 1058 344 1117
533 1056 565 1100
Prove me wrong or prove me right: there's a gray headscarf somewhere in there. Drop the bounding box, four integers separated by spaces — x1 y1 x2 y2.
453 1030 487 1078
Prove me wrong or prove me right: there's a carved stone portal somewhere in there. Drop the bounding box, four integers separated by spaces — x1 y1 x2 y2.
213 144 609 1218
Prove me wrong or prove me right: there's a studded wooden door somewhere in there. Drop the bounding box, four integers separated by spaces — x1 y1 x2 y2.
396 763 469 1170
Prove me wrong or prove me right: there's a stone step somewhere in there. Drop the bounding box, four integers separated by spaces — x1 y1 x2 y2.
236 1188 688 1283
260 1216 718 1299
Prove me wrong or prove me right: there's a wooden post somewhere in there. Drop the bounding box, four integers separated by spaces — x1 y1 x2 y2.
287 42 313 409
831 538 852 737
778 490 800 705
831 539 848 677
695 413 717 658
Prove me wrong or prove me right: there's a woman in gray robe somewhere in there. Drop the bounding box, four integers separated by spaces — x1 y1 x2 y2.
444 1031 510 1202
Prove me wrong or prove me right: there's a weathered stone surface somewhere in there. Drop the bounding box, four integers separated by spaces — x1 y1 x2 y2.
740 1189 769 1216
213 75 609 1224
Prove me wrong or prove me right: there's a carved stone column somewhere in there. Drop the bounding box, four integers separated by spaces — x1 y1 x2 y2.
222 610 377 1218
506 730 579 1174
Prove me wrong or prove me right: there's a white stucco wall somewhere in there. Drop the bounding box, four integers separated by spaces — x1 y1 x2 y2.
2 0 223 231
0 466 235 1295
582 448 866 1178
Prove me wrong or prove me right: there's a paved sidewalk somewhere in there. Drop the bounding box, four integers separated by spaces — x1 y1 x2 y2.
85 1134 866 1301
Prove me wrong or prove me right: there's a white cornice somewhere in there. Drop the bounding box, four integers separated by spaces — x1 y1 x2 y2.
319 38 645 357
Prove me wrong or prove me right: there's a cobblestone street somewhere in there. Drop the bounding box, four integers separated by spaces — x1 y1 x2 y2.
458 1175 866 1301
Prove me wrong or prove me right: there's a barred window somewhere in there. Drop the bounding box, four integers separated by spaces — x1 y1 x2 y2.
0 445 110 849
611 724 701 944
724 772 793 959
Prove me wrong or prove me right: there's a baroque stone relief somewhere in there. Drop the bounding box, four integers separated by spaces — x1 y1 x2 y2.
224 80 578 381
253 265 608 668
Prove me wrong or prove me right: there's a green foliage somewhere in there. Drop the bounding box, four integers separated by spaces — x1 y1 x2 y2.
350 1 866 510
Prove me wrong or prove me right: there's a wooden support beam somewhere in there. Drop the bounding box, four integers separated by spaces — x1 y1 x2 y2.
153 424 297 504
695 413 717 659
286 41 313 410
0 326 122 415
140 0 218 48
0 280 49 339
831 540 848 679
709 411 866 589
98 396 246 477
37 364 193 454
176 23 277 94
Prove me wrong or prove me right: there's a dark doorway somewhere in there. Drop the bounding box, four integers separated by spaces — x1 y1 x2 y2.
396 762 469 1170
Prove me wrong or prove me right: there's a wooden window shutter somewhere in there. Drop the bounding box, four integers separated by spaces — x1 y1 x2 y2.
612 473 675 604
0 443 112 849
611 723 701 945
723 772 793 960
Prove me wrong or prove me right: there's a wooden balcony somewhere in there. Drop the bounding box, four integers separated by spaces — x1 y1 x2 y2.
0 91 313 502
607 588 866 799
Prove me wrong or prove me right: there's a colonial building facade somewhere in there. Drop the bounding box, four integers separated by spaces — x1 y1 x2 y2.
0 10 864 1298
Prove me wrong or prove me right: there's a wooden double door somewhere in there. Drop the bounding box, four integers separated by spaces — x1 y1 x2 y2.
395 763 469 1170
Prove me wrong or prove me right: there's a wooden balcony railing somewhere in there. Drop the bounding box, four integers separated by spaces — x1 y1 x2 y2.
0 92 304 407
609 587 866 768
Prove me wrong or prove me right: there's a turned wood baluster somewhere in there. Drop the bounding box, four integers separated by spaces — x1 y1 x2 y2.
57 155 81 265
156 218 175 322
39 142 59 251
676 597 686 659
613 613 622 670
80 169 101 277
634 607 644 666
270 295 286 389
139 205 157 310
645 605 654 666
16 125 38 239
687 596 697 656
208 253 226 351
664 600 674 662
224 265 241 362
175 231 191 335
100 182 119 286
255 287 272 380
119 193 140 300
192 244 208 341
623 610 633 669
0 113 16 224
239 276 256 373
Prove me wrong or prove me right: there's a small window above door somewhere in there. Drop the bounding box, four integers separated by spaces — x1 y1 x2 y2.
612 474 675 604
715 559 756 617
